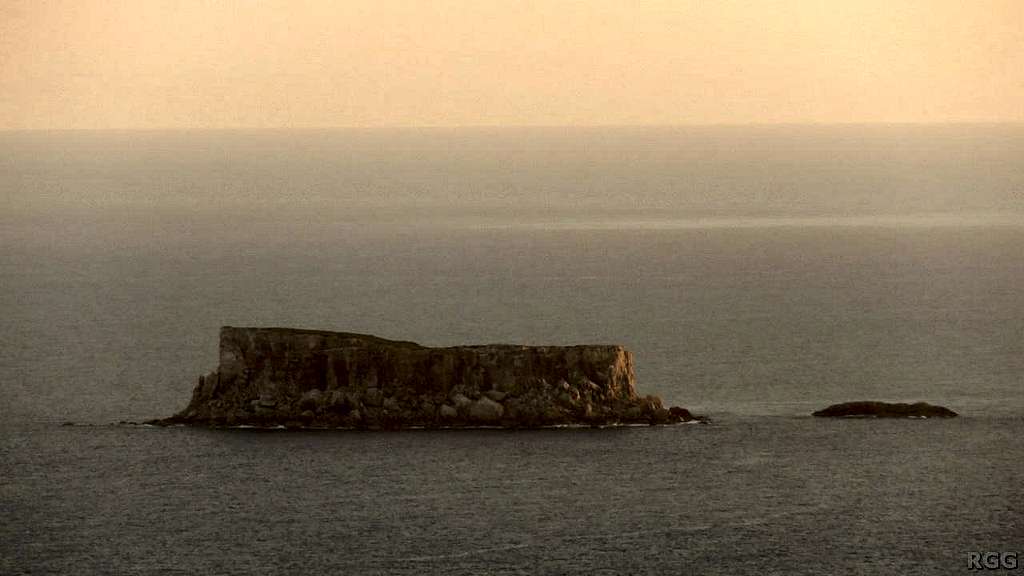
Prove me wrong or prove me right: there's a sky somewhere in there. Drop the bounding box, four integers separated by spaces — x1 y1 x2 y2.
1 0 1022 129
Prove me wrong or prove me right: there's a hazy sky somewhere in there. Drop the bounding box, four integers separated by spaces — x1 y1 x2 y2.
2 0 1022 129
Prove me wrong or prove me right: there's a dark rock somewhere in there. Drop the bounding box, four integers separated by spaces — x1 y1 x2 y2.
363 387 383 407
650 407 672 425
154 326 703 429
812 401 958 419
668 406 692 420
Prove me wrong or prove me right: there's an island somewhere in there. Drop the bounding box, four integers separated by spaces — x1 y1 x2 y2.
812 401 958 418
150 326 703 429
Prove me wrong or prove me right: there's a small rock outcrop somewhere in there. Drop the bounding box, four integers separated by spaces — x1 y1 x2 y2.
812 401 958 419
152 326 702 429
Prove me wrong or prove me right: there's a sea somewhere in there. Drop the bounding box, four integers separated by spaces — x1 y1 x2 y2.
1 125 1022 575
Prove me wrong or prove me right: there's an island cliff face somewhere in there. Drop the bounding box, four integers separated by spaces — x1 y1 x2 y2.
159 326 698 428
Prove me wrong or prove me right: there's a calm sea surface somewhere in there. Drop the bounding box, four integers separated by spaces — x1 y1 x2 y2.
1 127 1022 574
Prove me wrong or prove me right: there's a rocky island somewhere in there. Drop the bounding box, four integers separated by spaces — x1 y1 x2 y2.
152 326 702 429
812 401 958 418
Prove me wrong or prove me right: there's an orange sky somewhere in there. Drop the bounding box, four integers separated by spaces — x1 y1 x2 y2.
2 0 1022 129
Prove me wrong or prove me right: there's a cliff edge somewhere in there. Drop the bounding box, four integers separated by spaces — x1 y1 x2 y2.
154 326 700 428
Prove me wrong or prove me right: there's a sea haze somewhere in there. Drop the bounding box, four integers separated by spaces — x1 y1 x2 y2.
1 126 1022 575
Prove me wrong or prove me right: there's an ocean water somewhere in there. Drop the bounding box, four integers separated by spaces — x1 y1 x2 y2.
1 126 1022 574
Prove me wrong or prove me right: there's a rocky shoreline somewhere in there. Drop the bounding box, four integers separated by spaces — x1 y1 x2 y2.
150 327 704 429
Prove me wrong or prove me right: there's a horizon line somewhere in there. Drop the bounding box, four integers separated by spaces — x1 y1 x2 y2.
3 121 1024 133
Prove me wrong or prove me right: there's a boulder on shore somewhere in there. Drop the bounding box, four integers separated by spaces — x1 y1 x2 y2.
812 401 958 419
468 397 504 423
